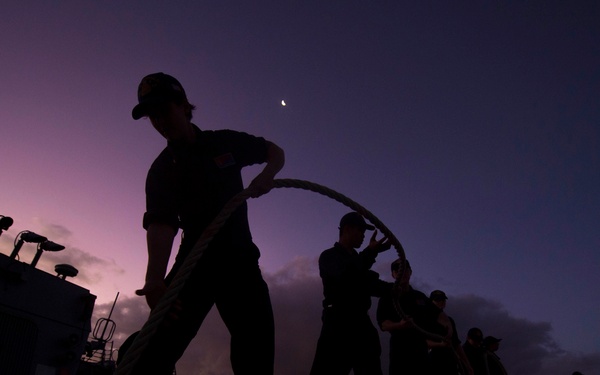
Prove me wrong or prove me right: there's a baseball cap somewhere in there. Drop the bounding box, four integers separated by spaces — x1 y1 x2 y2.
132 72 188 120
483 336 502 346
339 212 375 230
430 290 448 301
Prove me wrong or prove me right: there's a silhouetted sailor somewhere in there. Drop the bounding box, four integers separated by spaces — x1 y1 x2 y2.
126 72 284 375
310 212 392 375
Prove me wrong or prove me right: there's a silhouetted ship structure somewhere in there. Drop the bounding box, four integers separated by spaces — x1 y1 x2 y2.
0 215 117 375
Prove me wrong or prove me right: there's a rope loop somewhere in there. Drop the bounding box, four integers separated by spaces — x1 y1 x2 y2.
116 178 438 374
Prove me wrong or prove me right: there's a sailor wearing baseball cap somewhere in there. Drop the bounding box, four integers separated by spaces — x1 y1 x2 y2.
339 211 375 231
483 336 502 347
131 72 189 120
127 71 285 375
429 289 448 302
311 211 392 374
483 336 507 375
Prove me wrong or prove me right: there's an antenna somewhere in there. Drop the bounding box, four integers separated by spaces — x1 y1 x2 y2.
93 292 119 343
85 292 120 366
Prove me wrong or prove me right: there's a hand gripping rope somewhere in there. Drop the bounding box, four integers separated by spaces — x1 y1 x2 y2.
115 178 446 375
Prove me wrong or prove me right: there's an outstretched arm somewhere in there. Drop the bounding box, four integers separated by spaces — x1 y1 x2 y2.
247 141 285 198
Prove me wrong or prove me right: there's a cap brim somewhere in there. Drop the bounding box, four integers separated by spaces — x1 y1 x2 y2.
364 223 375 230
131 96 173 120
132 103 148 120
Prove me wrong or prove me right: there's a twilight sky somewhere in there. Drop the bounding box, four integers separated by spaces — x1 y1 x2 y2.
1 1 599 374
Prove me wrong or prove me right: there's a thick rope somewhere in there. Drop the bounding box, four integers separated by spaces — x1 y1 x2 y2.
116 178 437 374
274 179 405 258
273 181 445 342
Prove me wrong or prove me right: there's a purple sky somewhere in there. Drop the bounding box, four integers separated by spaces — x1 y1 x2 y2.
1 1 599 374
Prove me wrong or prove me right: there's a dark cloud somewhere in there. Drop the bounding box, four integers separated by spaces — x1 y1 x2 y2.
39 245 124 284
265 257 323 375
0 236 125 289
99 295 235 373
540 351 600 375
14 220 124 284
90 257 598 375
0 220 68 252
0 220 123 284
444 294 561 374
35 221 73 240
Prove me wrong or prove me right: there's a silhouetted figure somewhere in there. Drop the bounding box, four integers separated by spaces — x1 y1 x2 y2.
376 260 447 375
427 290 473 375
127 72 285 375
310 212 392 375
463 327 486 375
483 336 508 375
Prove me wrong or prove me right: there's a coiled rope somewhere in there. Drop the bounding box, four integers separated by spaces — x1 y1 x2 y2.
116 178 442 375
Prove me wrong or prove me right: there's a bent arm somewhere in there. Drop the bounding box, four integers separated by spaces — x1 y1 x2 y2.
247 141 285 197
